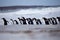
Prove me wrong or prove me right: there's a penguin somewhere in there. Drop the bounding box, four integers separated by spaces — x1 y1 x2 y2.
52 17 57 25
50 18 55 25
18 18 22 24
21 17 27 25
14 20 19 24
43 17 49 25
10 19 14 24
36 19 42 25
33 18 42 25
48 18 52 24
57 17 60 23
2 18 8 25
26 18 34 25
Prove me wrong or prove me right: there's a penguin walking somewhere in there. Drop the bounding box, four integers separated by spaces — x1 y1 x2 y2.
10 19 14 24
26 18 34 25
48 18 51 24
36 19 42 25
57 17 60 23
18 18 22 24
50 18 56 25
21 17 27 25
52 17 57 25
43 17 49 25
2 18 9 25
14 20 19 24
33 18 42 25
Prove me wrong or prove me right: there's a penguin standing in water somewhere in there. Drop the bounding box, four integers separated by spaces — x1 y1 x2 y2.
10 19 14 24
57 17 60 23
43 17 49 25
14 20 19 24
35 19 42 25
21 17 27 25
52 17 57 25
50 18 56 25
18 18 22 24
33 18 42 25
1 18 9 25
26 18 34 25
48 18 52 24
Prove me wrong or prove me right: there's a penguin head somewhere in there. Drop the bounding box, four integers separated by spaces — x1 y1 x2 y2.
18 18 20 19
10 19 13 20
33 18 36 20
1 18 5 19
43 17 45 19
22 17 25 19
57 17 60 19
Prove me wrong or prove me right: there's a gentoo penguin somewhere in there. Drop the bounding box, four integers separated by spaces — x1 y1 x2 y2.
2 18 8 25
50 18 56 25
57 17 60 23
21 17 27 25
32 18 42 25
35 19 42 25
10 19 14 24
14 20 19 24
52 17 57 25
26 18 34 25
43 17 49 25
18 18 22 24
